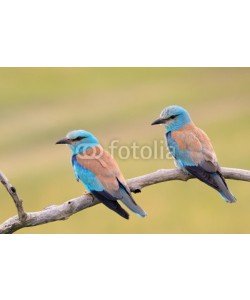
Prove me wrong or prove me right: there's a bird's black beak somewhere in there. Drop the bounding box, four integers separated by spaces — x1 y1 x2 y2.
151 117 166 125
56 137 71 144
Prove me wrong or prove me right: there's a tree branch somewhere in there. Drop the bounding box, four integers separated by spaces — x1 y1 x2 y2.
0 167 249 234
0 170 27 223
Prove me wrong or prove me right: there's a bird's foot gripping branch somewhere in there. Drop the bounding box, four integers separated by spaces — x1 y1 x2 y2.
0 167 249 234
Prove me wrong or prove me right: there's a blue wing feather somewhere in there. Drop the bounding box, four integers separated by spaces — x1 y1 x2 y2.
72 155 130 219
166 132 195 167
166 133 236 203
72 155 104 192
71 154 146 217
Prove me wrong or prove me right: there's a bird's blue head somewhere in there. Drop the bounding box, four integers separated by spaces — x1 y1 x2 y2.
151 105 191 132
56 130 100 155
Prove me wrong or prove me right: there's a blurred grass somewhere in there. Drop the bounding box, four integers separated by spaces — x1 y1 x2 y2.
0 68 249 233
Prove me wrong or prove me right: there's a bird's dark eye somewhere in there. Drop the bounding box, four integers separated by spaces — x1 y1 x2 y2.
169 115 176 120
72 136 85 142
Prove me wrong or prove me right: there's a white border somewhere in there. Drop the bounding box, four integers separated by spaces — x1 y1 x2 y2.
1 235 249 300
0 0 249 66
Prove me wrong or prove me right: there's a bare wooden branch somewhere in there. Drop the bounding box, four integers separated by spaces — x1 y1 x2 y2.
127 167 250 191
0 167 249 234
0 170 27 223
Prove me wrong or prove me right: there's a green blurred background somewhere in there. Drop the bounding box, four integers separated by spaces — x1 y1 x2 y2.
0 68 249 233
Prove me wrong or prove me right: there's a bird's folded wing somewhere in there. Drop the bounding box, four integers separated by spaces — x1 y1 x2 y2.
172 124 219 172
76 146 128 198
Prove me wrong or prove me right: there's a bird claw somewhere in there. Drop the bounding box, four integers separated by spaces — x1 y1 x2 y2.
83 192 94 199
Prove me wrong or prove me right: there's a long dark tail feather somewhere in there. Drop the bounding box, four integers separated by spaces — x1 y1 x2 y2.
185 166 236 203
215 174 236 203
91 190 129 219
117 180 147 217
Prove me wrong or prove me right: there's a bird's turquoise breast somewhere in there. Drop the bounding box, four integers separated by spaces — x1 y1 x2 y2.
166 131 195 168
71 155 103 192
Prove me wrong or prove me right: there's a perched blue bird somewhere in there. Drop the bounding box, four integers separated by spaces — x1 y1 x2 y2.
151 105 236 203
56 130 147 219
